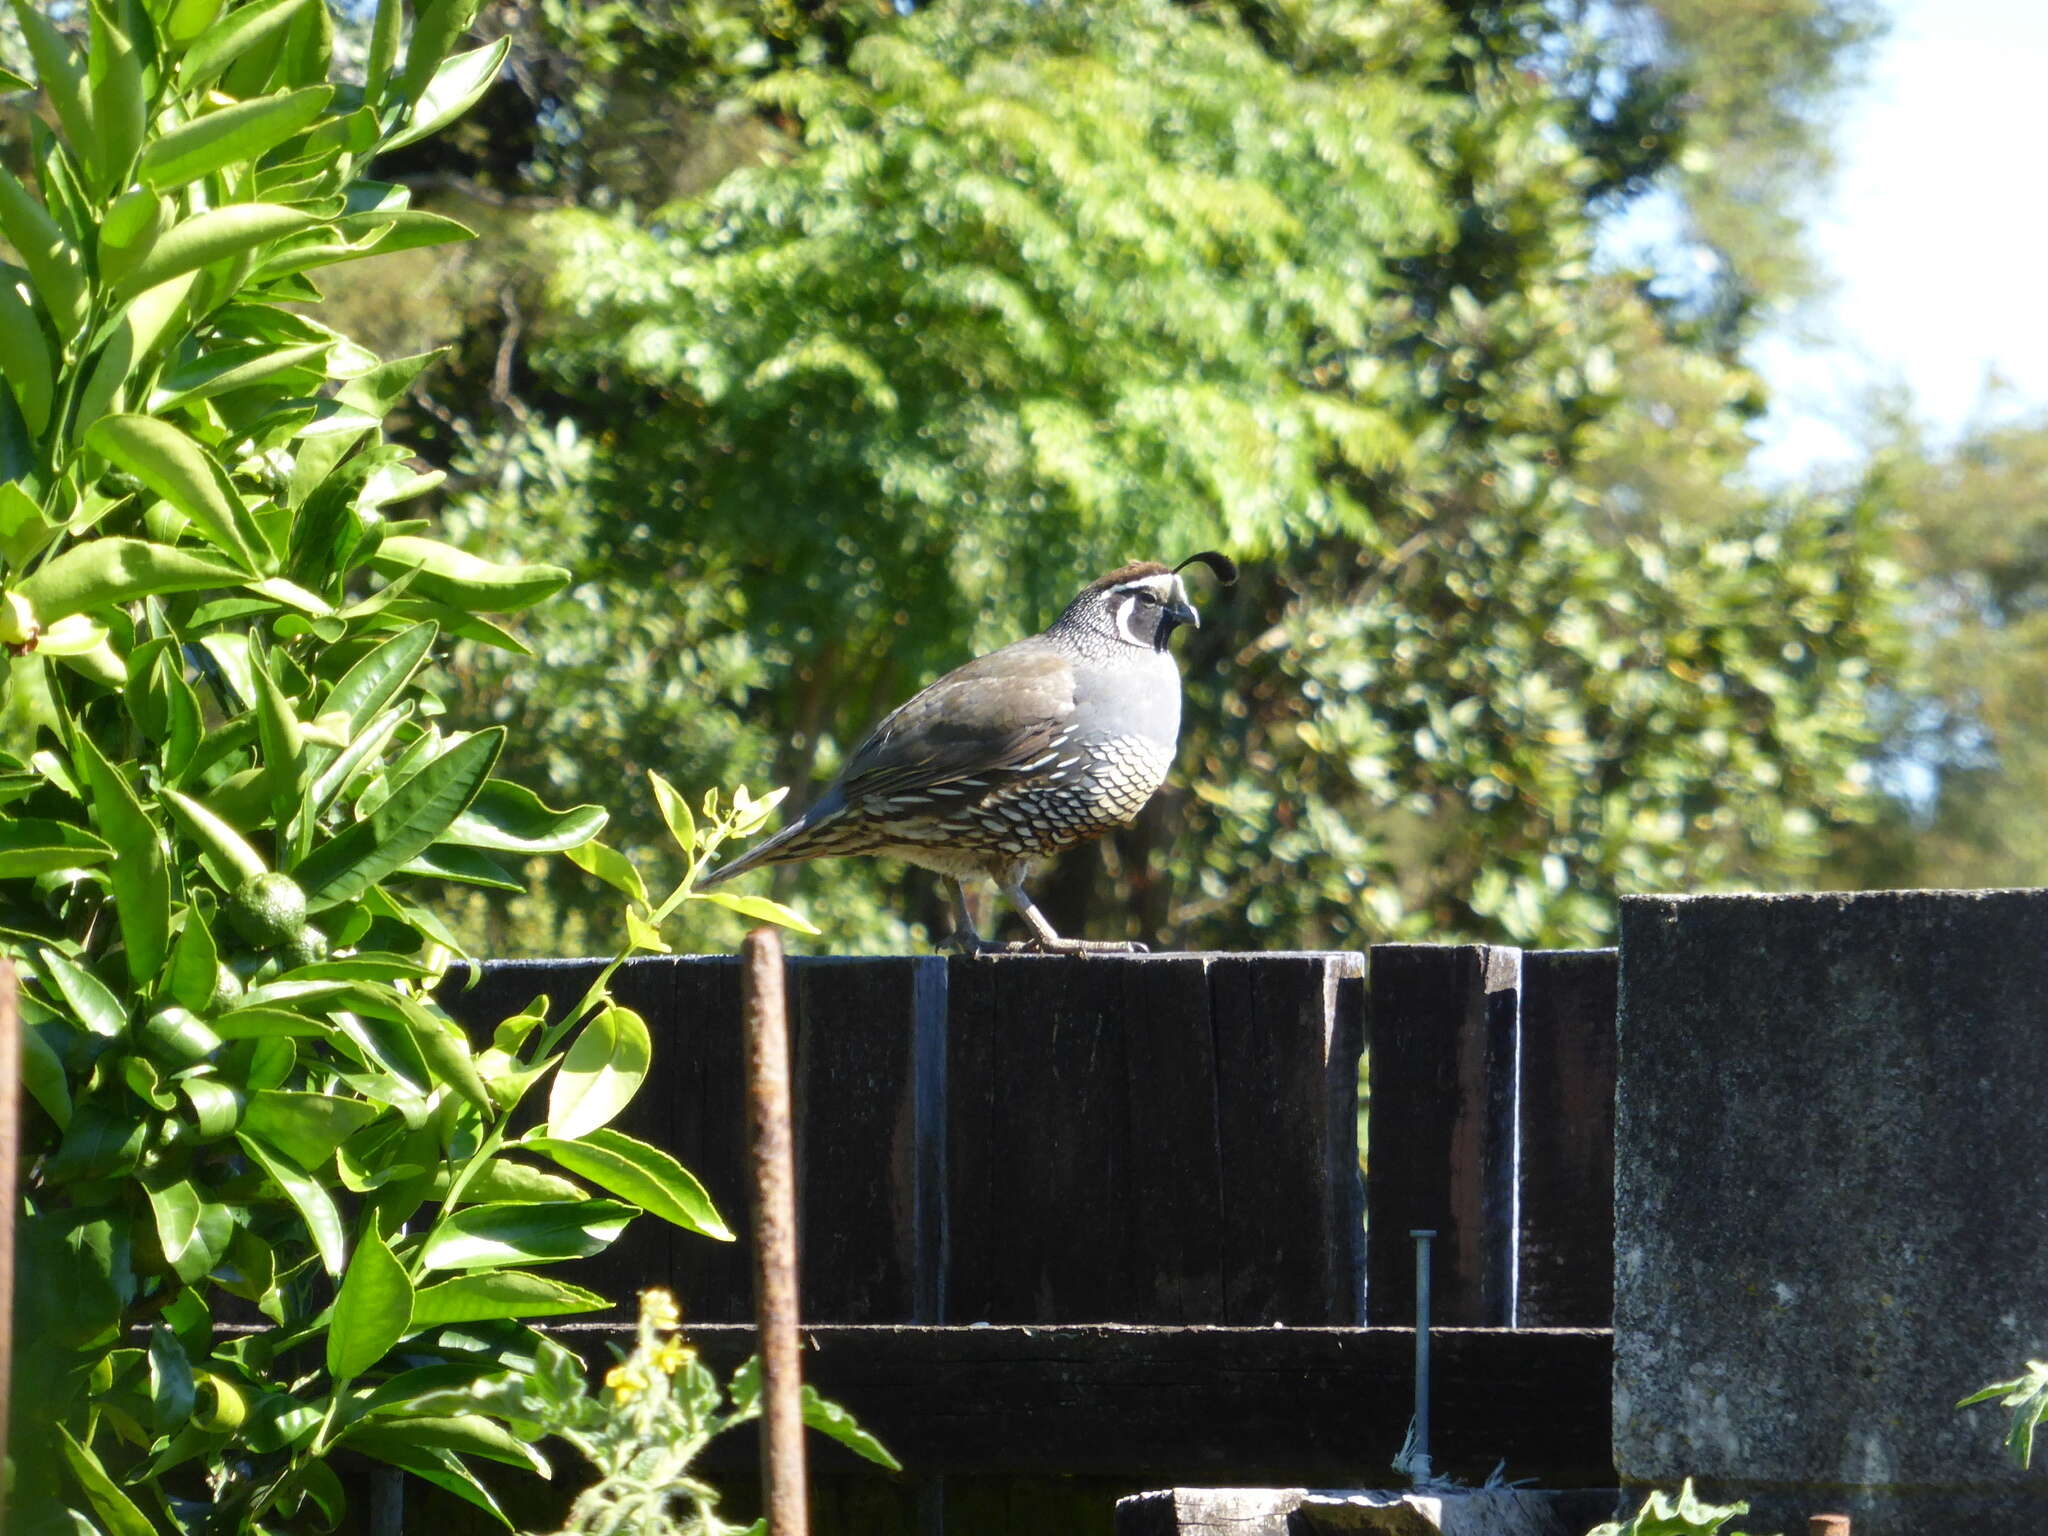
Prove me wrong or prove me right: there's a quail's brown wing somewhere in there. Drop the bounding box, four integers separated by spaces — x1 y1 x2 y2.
836 642 1075 808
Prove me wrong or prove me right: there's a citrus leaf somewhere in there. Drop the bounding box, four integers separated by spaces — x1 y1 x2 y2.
13 538 242 620
139 85 334 191
417 1199 636 1271
178 0 313 88
328 1222 412 1380
238 1131 346 1275
0 264 53 433
0 161 87 337
0 816 112 878
321 620 436 733
293 727 502 909
545 1003 649 1141
367 534 568 613
72 730 171 983
388 35 507 152
566 838 646 904
145 1176 233 1284
700 889 822 936
803 1384 902 1471
85 415 264 568
442 778 606 853
112 203 321 301
409 1270 610 1327
162 786 269 885
57 1425 155 1536
36 946 127 1038
8 0 96 182
242 1090 381 1170
525 1127 732 1241
649 770 695 858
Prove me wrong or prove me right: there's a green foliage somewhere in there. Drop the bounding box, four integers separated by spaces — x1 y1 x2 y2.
432 0 1899 954
466 1288 898 1536
1960 1359 2048 1470
1587 1480 1764 1536
0 5 816 1528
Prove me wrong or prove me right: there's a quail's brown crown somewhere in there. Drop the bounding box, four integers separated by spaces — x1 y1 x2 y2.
1081 560 1173 593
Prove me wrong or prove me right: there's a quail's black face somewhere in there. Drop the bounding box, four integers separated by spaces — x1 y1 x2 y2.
1106 571 1200 652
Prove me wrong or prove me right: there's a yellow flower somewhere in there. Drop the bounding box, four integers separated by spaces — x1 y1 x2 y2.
605 1363 647 1401
651 1338 696 1376
640 1288 682 1332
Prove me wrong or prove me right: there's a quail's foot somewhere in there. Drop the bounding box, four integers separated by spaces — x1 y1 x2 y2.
1018 934 1150 955
935 928 1003 956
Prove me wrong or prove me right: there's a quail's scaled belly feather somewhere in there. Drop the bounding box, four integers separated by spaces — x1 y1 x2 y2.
699 552 1237 953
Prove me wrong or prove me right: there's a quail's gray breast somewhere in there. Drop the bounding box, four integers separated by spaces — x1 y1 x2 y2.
861 729 1176 869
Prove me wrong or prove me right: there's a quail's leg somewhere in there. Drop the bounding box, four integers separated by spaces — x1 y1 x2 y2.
1001 876 1148 955
935 878 1019 956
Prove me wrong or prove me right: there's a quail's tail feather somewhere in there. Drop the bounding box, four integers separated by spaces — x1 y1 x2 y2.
696 817 807 889
697 791 856 888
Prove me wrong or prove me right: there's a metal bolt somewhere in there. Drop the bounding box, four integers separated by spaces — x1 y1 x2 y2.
1410 1229 1436 1483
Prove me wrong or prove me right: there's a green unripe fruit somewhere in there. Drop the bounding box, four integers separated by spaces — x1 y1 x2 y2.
280 925 329 971
225 873 308 949
210 962 242 1013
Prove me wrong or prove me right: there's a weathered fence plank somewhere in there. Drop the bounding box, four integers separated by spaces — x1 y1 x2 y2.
1364 945 1522 1326
943 953 1365 1324
1209 954 1367 1324
790 957 947 1322
1515 948 1617 1328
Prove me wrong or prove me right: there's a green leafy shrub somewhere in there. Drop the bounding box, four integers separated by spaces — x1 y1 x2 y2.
471 1287 898 1536
0 3 817 1529
1960 1359 2048 1470
1589 1480 1766 1536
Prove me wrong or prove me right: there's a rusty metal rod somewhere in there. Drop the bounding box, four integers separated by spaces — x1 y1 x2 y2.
0 959 18 1534
743 927 807 1536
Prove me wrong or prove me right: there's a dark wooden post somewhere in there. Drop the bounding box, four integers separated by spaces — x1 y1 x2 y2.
1515 948 1618 1327
1365 944 1521 1326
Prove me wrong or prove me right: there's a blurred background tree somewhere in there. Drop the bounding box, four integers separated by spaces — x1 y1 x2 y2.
352 0 1911 954
1827 405 2048 893
28 0 2010 957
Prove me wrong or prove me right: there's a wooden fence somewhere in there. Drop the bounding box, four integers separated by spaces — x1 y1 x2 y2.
441 945 1620 1532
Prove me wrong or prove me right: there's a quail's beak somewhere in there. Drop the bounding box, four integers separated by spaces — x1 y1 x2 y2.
1166 598 1199 631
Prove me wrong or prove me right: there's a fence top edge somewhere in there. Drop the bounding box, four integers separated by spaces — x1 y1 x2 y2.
1620 886 2048 913
461 950 1372 971
535 1321 1616 1341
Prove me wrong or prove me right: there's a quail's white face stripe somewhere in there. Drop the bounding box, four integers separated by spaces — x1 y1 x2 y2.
1111 591 1146 647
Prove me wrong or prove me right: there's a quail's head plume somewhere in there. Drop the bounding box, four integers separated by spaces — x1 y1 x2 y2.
700 552 1238 953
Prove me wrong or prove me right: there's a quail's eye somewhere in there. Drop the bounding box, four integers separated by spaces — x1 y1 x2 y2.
1135 590 1160 606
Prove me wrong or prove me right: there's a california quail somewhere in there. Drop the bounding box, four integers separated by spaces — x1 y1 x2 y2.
699 552 1237 953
